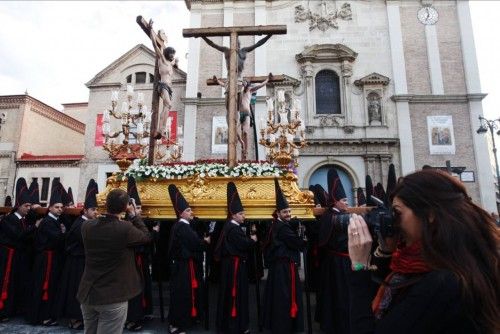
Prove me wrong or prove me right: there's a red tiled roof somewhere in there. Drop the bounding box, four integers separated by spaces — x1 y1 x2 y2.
18 153 84 162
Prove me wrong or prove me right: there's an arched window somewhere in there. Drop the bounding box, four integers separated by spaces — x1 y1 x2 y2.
126 74 132 83
315 70 341 114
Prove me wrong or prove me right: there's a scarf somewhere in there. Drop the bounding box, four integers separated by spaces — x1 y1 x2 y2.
372 241 432 319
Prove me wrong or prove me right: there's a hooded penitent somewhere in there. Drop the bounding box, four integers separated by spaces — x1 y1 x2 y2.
84 179 99 209
28 179 40 205
357 187 366 206
274 178 289 211
15 177 30 207
227 182 244 217
327 168 347 205
127 176 142 206
365 175 374 206
168 184 190 219
49 179 63 207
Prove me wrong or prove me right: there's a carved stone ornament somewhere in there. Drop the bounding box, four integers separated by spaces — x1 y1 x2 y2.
295 1 352 32
319 116 344 127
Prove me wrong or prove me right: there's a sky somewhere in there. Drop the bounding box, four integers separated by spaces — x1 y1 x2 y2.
0 0 498 125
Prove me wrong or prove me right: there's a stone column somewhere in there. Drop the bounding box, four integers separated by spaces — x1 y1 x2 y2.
425 24 444 94
183 8 202 161
457 1 496 212
341 60 353 125
386 2 416 174
254 0 267 160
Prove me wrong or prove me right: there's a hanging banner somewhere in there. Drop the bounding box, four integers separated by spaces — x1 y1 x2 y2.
427 115 455 155
95 114 104 147
212 116 228 154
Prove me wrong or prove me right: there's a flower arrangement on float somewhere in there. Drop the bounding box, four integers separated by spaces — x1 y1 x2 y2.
124 159 285 181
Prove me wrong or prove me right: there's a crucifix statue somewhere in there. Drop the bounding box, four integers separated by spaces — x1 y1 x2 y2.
183 25 287 167
136 15 178 165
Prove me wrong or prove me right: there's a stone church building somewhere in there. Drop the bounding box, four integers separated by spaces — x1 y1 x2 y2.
180 0 496 211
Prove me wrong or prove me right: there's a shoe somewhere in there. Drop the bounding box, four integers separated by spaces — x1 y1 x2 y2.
69 319 84 330
42 318 58 326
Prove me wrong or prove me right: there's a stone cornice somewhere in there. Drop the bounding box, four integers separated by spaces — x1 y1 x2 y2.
306 138 399 145
183 95 267 106
391 93 487 103
354 72 390 87
16 160 81 168
28 97 85 134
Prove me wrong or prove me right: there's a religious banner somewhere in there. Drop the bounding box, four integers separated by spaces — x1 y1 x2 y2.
95 114 104 147
427 115 455 155
212 116 228 154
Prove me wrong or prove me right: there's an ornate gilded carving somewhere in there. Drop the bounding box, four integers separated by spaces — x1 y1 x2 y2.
97 172 315 219
295 1 352 32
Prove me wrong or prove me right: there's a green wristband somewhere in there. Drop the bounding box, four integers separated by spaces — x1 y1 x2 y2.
352 263 366 271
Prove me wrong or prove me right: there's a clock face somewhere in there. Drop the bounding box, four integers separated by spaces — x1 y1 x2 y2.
417 6 439 25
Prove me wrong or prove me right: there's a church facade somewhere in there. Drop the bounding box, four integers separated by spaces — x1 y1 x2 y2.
181 0 496 211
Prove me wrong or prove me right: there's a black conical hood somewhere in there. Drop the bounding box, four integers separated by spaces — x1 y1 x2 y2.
309 185 318 205
357 187 366 206
313 184 328 207
327 168 347 204
15 177 30 207
227 182 244 216
386 164 397 202
28 179 40 205
168 184 190 219
374 183 387 205
274 178 289 211
84 179 99 209
49 179 63 206
127 176 142 206
365 175 374 206
60 183 70 207
4 196 12 207
67 187 74 205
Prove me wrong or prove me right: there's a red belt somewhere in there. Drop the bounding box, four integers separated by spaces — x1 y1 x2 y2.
135 254 147 308
42 250 54 301
231 256 240 318
0 246 15 310
189 258 198 317
289 261 298 318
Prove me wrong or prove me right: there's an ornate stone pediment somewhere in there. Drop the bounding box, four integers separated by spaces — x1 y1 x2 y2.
354 72 390 87
296 44 358 64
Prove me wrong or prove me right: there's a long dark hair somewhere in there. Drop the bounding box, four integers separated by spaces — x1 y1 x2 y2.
390 170 500 333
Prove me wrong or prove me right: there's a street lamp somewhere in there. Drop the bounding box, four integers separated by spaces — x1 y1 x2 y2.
476 116 500 190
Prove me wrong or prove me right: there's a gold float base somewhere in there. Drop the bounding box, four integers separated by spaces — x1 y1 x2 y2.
98 172 315 219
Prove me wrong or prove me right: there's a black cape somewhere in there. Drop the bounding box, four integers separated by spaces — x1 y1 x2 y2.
215 221 255 333
167 220 206 330
262 218 305 333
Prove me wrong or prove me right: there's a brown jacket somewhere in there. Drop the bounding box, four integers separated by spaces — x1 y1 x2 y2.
77 214 151 305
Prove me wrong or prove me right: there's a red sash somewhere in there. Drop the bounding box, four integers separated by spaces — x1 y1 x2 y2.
42 250 54 301
0 247 15 310
231 256 240 317
135 254 147 308
189 258 198 317
289 261 298 318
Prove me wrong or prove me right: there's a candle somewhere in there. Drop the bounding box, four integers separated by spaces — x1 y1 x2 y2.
266 97 274 112
136 122 144 135
111 91 119 102
102 122 110 135
259 118 265 129
126 85 134 97
177 126 183 136
142 137 149 145
277 89 285 103
137 92 144 105
293 148 299 157
166 116 172 129
103 110 110 122
293 98 301 112
121 102 128 114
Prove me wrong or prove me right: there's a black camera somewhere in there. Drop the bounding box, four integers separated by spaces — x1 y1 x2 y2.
330 196 397 238
364 196 397 238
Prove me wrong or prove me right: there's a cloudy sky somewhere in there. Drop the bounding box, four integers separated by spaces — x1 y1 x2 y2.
0 1 498 123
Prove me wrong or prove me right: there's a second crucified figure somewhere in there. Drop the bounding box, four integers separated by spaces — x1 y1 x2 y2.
148 20 179 139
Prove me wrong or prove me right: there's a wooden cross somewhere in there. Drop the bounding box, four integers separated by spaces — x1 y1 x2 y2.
206 74 286 86
183 25 287 167
136 15 164 165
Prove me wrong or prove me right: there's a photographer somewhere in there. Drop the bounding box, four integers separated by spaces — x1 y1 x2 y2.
348 170 500 334
77 188 151 334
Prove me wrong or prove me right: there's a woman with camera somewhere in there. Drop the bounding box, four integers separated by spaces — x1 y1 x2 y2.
347 169 499 334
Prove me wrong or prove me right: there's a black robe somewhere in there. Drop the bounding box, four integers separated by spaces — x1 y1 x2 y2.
56 215 85 320
215 221 255 334
262 218 305 334
28 214 65 324
0 212 36 318
167 220 206 330
315 208 377 333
